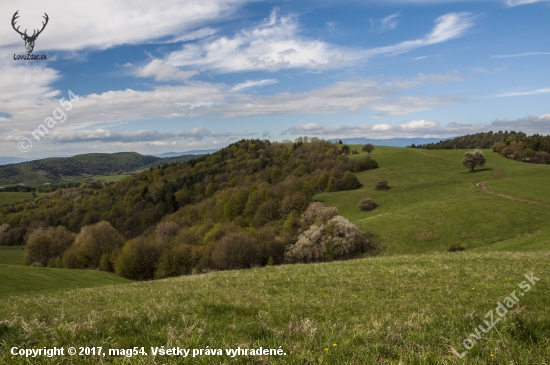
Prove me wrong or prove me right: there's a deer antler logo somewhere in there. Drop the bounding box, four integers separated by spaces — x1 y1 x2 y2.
12 11 49 54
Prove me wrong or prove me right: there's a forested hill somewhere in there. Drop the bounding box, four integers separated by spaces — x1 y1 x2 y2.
409 131 550 152
0 152 199 185
0 139 378 246
409 131 550 164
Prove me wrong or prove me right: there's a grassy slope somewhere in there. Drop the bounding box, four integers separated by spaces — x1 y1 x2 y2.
0 265 130 299
0 246 25 265
0 252 548 364
315 146 550 255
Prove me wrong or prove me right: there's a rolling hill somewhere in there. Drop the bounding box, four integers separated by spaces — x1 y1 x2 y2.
0 152 201 185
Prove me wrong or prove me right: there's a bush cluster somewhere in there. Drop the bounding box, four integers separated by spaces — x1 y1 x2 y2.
284 204 376 263
375 181 390 191
358 198 378 212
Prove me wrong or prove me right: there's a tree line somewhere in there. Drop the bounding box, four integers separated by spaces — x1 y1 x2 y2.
408 131 550 164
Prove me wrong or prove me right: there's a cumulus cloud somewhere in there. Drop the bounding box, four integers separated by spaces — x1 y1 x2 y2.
161 11 475 73
0 72 466 139
489 114 550 134
43 127 255 144
281 113 550 139
400 120 440 130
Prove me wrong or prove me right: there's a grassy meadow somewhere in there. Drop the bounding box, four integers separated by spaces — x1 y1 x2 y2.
0 192 36 206
0 246 24 265
316 146 550 255
0 252 548 364
1 146 549 364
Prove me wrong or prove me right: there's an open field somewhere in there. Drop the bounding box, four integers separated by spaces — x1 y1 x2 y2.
78 174 131 183
0 192 36 206
316 147 550 255
0 264 130 299
0 246 25 265
0 251 548 364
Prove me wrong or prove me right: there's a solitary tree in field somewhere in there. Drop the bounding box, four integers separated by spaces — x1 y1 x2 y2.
462 150 486 172
362 143 374 154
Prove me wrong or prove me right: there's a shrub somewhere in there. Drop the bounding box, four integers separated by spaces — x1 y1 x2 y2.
447 243 465 252
300 202 338 228
284 215 376 264
353 156 378 172
211 232 259 270
358 198 378 212
155 221 179 242
115 237 161 280
462 150 486 171
375 181 390 191
63 221 125 270
25 226 75 267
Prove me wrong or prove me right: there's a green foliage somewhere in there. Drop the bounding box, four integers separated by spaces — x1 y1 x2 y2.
115 237 161 280
462 149 486 171
0 139 379 278
25 226 75 267
410 130 550 165
358 198 378 212
375 180 390 191
62 221 125 270
0 152 201 185
361 143 374 154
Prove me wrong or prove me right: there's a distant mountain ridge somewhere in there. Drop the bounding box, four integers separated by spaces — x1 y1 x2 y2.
0 152 203 185
331 138 449 147
150 149 219 158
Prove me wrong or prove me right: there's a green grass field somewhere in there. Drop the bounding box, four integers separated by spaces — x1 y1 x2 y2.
0 246 25 265
0 192 36 206
79 174 131 183
0 252 547 364
316 147 550 255
0 265 131 299
1 146 549 364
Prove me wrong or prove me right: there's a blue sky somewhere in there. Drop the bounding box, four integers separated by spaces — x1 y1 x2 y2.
0 0 549 157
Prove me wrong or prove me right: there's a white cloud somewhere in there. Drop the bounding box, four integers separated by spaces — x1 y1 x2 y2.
372 124 392 131
231 79 278 92
161 11 475 74
472 67 490 73
41 127 255 144
0 0 247 54
505 0 550 7
135 59 198 81
491 52 550 58
351 12 475 60
494 87 550 97
370 12 400 33
400 120 440 130
0 73 466 144
489 114 550 134
166 9 340 73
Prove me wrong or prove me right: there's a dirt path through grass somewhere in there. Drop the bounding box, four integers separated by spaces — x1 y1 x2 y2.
477 180 550 207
